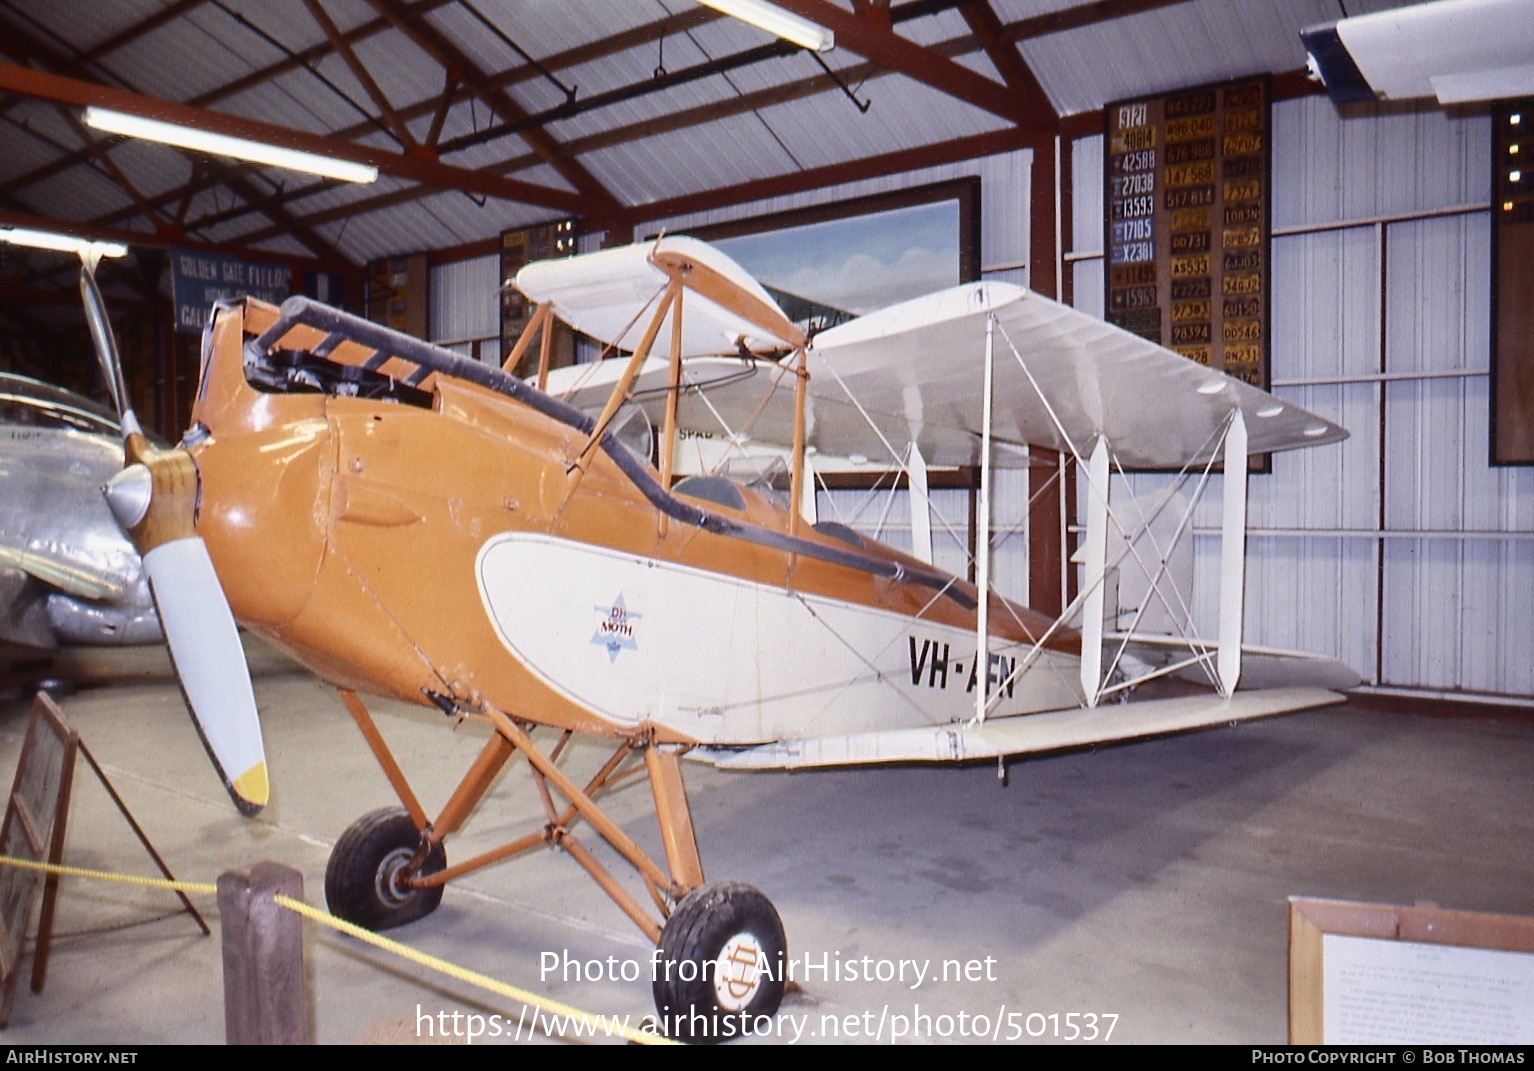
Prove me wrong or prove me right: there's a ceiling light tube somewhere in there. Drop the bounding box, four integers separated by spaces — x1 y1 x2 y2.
1 227 127 259
697 0 834 52
84 107 378 184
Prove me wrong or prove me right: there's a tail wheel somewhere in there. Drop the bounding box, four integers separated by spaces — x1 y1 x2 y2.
324 807 446 931
652 881 785 1043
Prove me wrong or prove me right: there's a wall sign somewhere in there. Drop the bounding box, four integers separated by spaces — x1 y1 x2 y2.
1492 99 1534 465
1104 77 1271 391
501 220 576 375
170 248 291 335
366 254 428 339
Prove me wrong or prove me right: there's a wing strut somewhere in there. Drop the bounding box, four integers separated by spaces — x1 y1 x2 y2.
973 311 996 725
1218 409 1248 696
502 303 553 382
909 443 932 566
789 347 809 538
565 282 678 505
1078 436 1110 707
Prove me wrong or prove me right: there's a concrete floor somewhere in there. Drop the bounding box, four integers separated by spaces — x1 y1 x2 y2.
0 639 1530 1046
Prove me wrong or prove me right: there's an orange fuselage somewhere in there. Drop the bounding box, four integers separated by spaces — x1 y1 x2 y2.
188 301 1078 746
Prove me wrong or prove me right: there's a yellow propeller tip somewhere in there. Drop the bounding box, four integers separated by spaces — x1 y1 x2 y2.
232 761 270 812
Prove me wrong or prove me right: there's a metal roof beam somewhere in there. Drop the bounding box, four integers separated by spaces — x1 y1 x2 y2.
359 0 622 218
770 0 1053 132
86 0 998 242
0 62 585 216
0 0 456 196
302 0 419 153
959 1 1052 112
41 0 1187 256
620 125 1030 226
1000 0 1196 44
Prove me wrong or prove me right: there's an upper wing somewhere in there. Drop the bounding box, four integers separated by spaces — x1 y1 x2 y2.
514 235 804 356
809 282 1346 470
538 268 1347 471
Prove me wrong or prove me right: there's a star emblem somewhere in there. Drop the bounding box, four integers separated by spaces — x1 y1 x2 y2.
591 594 640 663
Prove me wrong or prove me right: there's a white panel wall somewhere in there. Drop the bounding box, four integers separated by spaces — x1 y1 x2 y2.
429 254 500 361
1382 214 1534 695
1071 95 1532 700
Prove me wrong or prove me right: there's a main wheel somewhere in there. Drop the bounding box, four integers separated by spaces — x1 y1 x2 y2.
324 807 446 931
652 881 786 1044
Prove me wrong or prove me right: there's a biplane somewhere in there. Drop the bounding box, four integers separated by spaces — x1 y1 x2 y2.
79 235 1355 1040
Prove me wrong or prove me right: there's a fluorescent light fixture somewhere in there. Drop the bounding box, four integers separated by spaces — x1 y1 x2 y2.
697 0 834 51
84 106 377 184
1 227 127 259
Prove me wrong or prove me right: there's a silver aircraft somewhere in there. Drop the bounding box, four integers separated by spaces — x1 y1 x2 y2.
0 371 160 647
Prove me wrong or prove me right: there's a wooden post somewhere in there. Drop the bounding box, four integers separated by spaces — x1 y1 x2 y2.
218 861 308 1045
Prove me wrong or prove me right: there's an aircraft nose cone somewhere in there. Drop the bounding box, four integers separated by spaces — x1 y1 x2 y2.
104 462 152 531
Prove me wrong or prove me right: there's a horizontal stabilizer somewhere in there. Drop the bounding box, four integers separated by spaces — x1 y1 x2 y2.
1109 634 1363 692
697 686 1346 770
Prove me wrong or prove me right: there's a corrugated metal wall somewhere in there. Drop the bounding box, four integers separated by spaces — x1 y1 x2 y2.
1072 95 1533 700
429 254 501 361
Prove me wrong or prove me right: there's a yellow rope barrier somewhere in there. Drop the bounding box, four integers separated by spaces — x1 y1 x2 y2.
0 853 215 895
275 895 674 1046
0 855 678 1046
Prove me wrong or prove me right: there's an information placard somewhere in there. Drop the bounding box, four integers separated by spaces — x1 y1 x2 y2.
1289 897 1534 1044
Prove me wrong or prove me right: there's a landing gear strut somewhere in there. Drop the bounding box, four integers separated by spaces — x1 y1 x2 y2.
330 689 786 1041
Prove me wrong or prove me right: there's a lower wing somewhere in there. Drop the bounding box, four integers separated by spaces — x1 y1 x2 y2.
696 685 1346 770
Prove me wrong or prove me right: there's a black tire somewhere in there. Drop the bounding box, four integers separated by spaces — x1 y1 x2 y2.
652 881 786 1044
324 807 446 931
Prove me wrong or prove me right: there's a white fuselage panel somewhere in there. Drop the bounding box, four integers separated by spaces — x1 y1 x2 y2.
476 533 1082 744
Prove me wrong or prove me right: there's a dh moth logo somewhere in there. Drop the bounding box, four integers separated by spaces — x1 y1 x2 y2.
591 595 640 663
